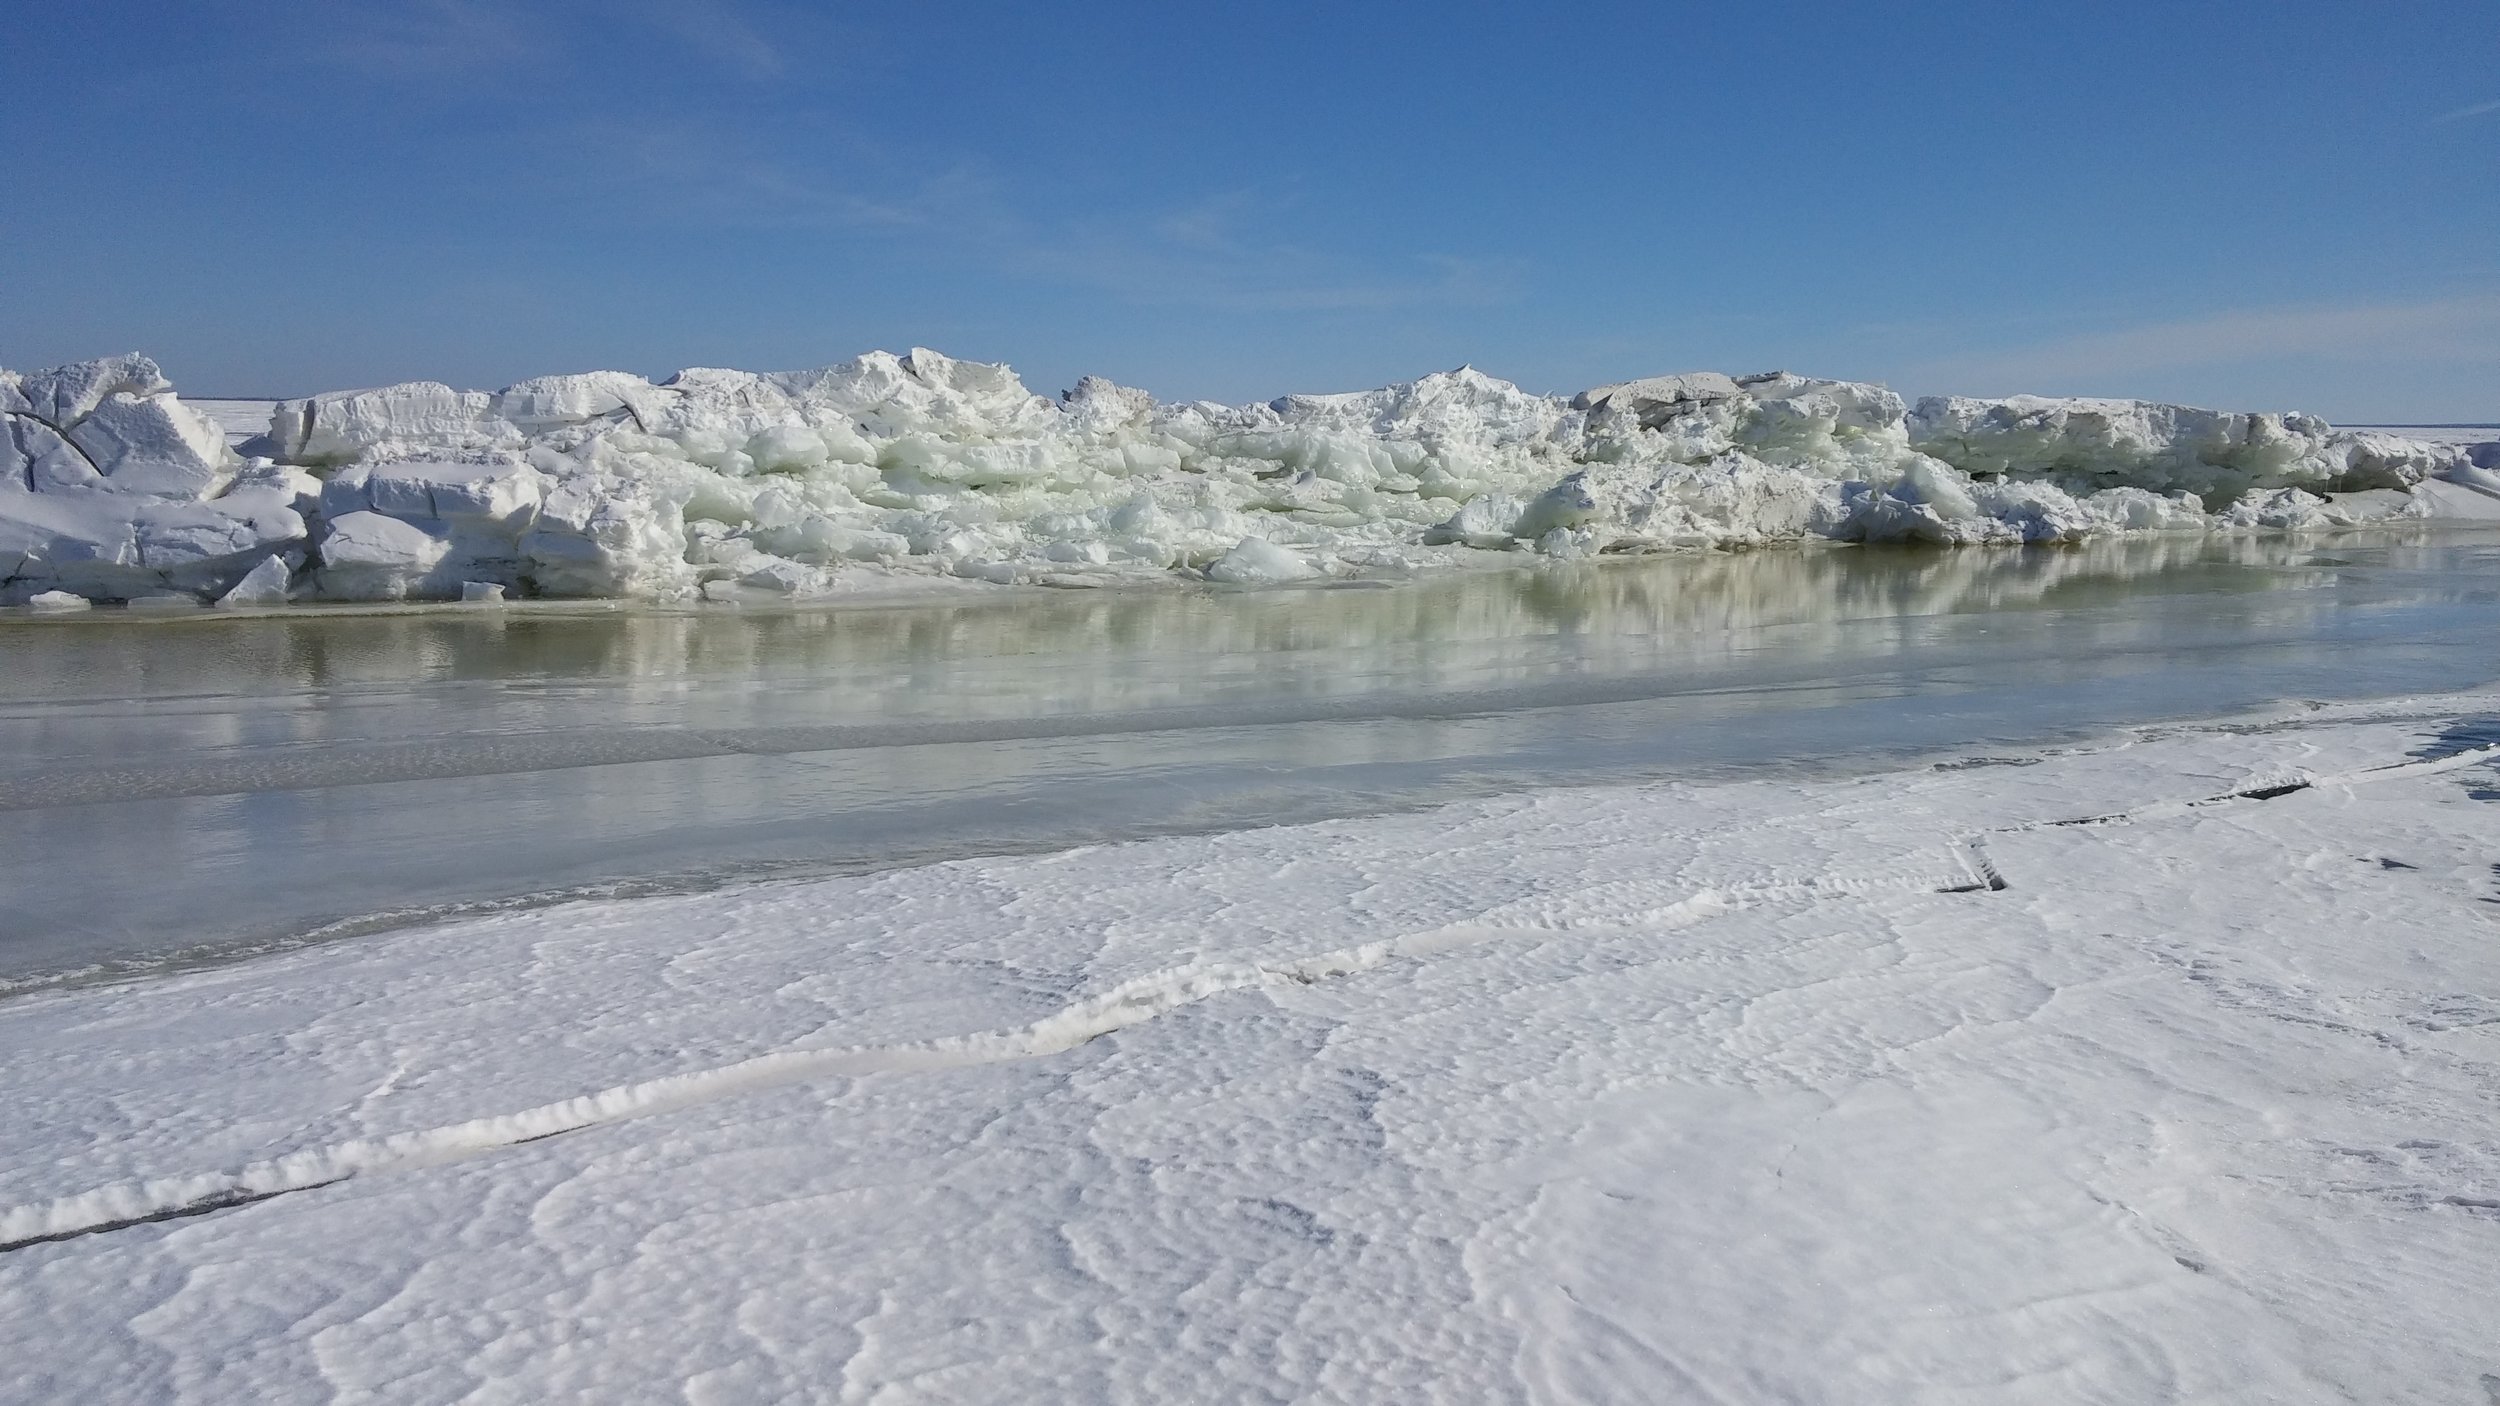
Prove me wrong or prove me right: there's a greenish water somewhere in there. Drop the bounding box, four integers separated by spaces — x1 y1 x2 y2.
4 531 2497 988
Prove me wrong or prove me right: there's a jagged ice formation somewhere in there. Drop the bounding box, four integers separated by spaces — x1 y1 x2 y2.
4 350 2496 605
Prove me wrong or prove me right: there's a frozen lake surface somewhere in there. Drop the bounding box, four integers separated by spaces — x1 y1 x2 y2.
6 683 2497 1401
4 530 2499 986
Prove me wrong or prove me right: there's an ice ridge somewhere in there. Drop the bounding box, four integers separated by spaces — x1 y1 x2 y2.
4 350 2494 606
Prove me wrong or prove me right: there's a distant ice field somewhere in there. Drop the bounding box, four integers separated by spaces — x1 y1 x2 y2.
3 690 2495 1401
184 398 285 446
5 530 2500 988
2345 423 2500 446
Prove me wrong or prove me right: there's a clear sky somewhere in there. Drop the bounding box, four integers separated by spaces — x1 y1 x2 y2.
4 1 2494 418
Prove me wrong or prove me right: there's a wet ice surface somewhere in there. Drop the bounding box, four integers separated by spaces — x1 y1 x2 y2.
4 529 2500 986
3 692 2497 1402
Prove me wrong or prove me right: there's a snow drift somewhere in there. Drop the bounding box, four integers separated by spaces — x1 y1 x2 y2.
4 350 2494 606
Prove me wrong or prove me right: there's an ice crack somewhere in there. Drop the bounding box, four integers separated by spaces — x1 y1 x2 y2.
0 907 1705 1253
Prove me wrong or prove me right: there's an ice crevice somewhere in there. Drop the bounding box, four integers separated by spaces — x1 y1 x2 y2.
5 348 2496 607
12 741 2493 1255
1 409 109 492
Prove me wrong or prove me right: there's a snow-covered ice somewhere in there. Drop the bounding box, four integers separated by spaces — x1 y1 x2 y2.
3 697 2497 1400
7 351 2496 606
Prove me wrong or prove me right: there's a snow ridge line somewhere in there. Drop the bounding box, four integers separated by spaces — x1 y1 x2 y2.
2 409 110 493
2007 740 2500 834
0 893 1747 1254
1942 836 2009 893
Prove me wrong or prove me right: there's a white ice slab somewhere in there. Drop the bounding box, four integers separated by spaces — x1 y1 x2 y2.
3 698 2496 1400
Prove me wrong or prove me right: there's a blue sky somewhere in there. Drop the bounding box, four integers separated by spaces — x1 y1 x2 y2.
4 1 2494 418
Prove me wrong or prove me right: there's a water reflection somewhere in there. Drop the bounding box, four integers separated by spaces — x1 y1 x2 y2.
2 531 2495 986
0 535 2365 707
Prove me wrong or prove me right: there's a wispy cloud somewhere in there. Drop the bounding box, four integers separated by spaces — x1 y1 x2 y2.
622 0 784 80
573 140 1522 315
1900 293 2500 396
320 0 541 77
295 3 1505 316
1038 241 1517 314
316 0 788 82
1023 189 1521 313
2435 98 2500 123
596 128 991 231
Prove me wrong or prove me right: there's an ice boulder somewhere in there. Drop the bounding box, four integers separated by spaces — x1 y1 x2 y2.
0 355 285 602
520 482 696 599
1423 492 1529 547
273 383 510 466
0 489 300 603
4 354 233 500
1060 376 1158 436
67 393 231 497
1205 537 1320 584
316 510 453 600
494 371 678 434
1573 371 1745 427
3 415 101 493
356 459 543 531
1539 454 1837 551
215 554 294 607
1 353 170 426
134 493 307 594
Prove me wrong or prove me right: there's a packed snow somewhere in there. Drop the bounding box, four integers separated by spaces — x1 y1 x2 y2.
3 698 2497 1400
6 351 2496 606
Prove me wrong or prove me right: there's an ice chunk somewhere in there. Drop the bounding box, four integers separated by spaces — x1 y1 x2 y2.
318 510 453 600
1205 537 1320 584
460 580 507 603
0 353 169 427
273 383 509 465
67 392 230 497
2439 463 2500 496
3 356 232 504
216 554 293 607
364 460 543 530
1424 493 1528 547
1511 477 1603 540
521 484 695 599
747 425 830 473
493 371 674 433
2409 478 2500 521
1061 376 1157 435
0 484 297 602
3 414 103 493
135 494 307 594
0 492 143 594
1573 371 1745 427
25 589 89 611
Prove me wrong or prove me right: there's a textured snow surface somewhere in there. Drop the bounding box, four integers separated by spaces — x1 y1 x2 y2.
5 353 2496 605
4 701 2499 1401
